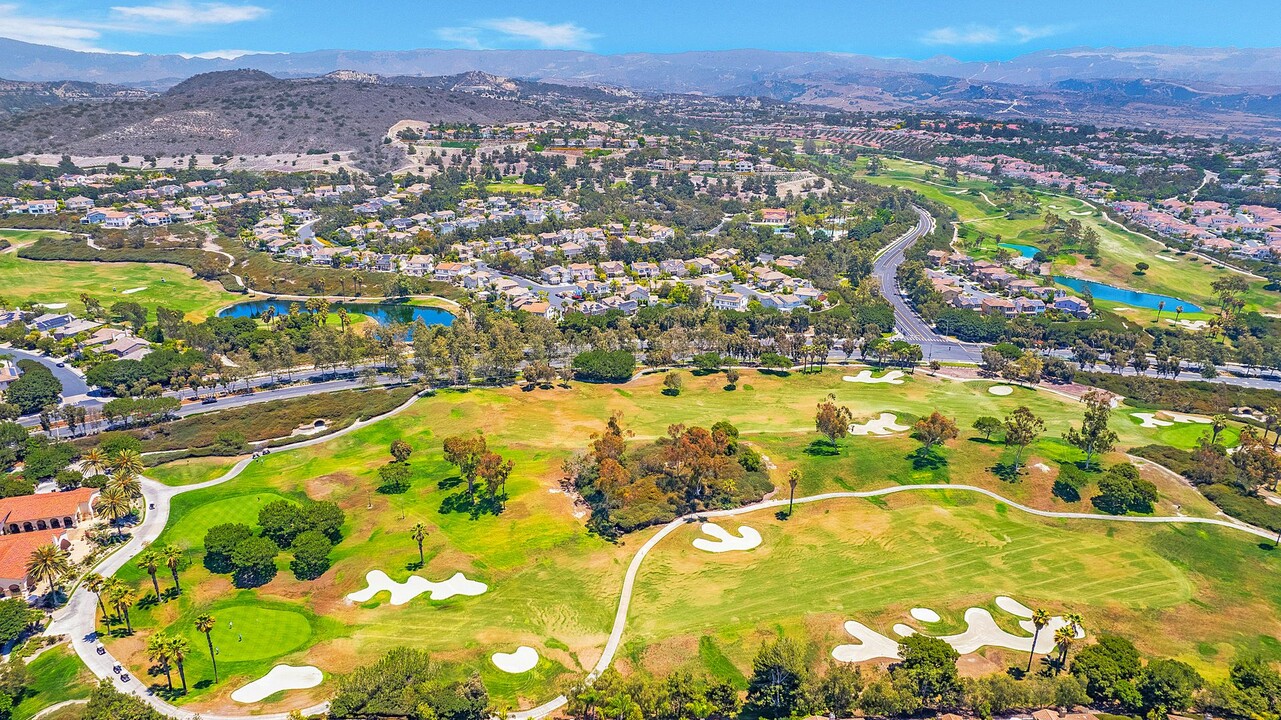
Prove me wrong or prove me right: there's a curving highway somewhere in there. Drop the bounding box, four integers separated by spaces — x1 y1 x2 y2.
871 207 981 363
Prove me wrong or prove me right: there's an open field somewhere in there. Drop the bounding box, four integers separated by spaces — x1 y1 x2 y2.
100 369 1277 714
854 158 1275 314
147 456 241 486
13 645 95 720
0 230 237 320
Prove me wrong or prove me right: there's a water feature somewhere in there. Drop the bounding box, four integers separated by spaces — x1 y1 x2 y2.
1053 277 1202 313
997 243 1040 259
218 299 455 327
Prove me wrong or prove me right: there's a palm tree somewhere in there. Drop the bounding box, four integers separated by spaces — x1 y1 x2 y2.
1065 612 1084 636
411 523 428 565
108 470 141 500
84 573 109 622
195 614 218 683
169 635 190 694
81 447 109 477
110 449 145 477
25 544 71 600
95 487 133 537
787 469 801 516
137 549 162 599
161 545 183 593
604 693 639 720
107 583 136 634
1026 608 1051 673
1053 625 1076 673
146 633 175 690
1174 305 1184 323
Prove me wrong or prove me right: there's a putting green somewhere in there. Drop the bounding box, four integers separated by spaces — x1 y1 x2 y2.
183 604 312 663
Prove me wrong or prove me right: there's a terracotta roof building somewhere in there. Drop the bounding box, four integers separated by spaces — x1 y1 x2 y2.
0 487 96 535
0 531 65 597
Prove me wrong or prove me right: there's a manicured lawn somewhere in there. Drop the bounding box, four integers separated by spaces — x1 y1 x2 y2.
13 645 95 720
854 159 1276 313
0 230 237 320
100 370 1277 713
148 456 240 486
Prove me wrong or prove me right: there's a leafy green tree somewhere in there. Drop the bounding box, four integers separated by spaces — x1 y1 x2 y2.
0 598 40 645
1064 390 1117 469
746 637 808 717
1091 463 1158 515
4 360 61 415
289 530 333 580
378 461 412 493
203 523 252 573
329 647 489 720
306 501 345 543
1003 406 1045 473
1071 634 1142 709
897 634 961 708
230 536 278 588
1137 658 1202 711
257 500 306 548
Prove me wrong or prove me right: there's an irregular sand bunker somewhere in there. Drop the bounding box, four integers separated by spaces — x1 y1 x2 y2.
1069 210 1092 216
1132 411 1212 429
843 370 905 385
995 596 1033 618
121 287 147 294
346 569 488 606
910 608 941 623
832 598 1084 662
848 413 910 436
492 646 540 673
693 523 762 553
988 385 1014 396
232 665 323 703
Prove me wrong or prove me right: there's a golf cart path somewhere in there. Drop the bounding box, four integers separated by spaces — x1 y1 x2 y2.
50 388 1276 720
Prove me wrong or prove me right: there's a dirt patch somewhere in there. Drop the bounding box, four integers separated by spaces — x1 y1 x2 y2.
306 472 359 501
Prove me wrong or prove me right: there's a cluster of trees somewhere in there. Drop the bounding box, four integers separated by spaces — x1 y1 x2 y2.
565 415 770 535
441 433 514 512
203 498 344 586
2 360 61 415
329 647 490 720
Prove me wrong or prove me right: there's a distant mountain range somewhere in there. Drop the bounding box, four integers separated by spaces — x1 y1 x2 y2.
4 38 1281 92
6 37 1281 147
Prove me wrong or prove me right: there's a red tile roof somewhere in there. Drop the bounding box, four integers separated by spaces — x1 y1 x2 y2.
0 532 59 581
0 487 95 526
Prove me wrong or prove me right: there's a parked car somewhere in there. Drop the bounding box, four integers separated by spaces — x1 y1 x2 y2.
201 397 218 405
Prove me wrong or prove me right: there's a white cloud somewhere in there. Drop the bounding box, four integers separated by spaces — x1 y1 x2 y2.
436 26 486 51
437 17 598 51
0 3 110 51
110 2 268 25
179 48 280 59
921 23 1066 46
478 17 597 49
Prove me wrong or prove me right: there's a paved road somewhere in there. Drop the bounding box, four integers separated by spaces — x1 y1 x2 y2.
44 389 427 720
2 346 94 400
871 206 982 363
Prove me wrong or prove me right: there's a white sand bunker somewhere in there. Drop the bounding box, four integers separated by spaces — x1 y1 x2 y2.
843 369 905 385
491 646 539 673
833 598 1084 663
996 596 1033 617
848 413 910 436
1132 411 1212 429
1069 210 1092 216
693 523 762 553
1168 319 1208 331
1155 255 1178 262
346 569 487 606
232 665 323 703
988 385 1014 396
910 608 941 623
121 287 147 294
832 621 902 662
39 303 67 310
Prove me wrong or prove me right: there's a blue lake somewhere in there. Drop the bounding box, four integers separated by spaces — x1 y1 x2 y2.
998 243 1040 259
218 299 455 327
1053 277 1202 313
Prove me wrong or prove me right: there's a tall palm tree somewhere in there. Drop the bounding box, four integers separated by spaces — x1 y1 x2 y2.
787 469 801 516
137 549 162 600
81 448 109 477
25 544 71 600
1174 305 1184 323
108 470 141 500
169 635 190 694
146 633 175 690
95 487 133 537
161 545 183 593
107 583 136 634
110 449 145 477
1053 625 1076 673
195 614 218 683
1155 299 1165 323
1026 608 1051 673
84 573 109 623
411 523 428 565
1065 613 1084 636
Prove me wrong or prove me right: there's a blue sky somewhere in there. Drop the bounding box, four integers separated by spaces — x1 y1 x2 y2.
3 0 1281 59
